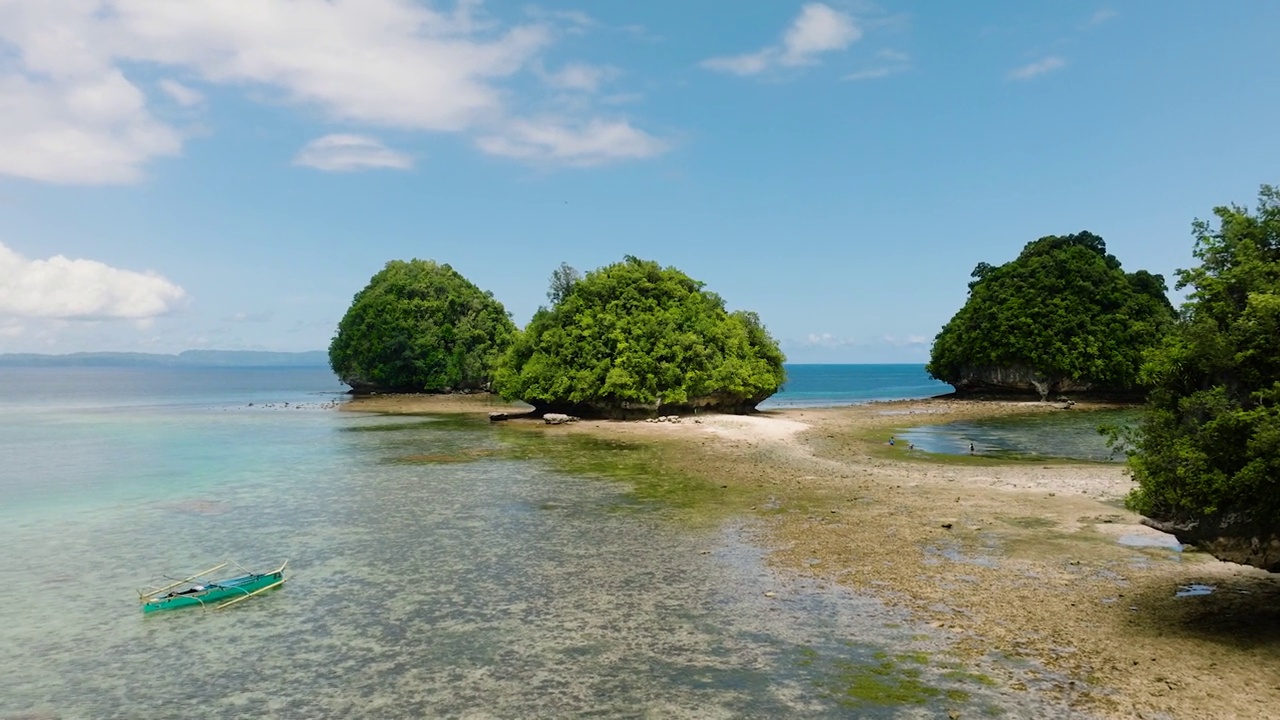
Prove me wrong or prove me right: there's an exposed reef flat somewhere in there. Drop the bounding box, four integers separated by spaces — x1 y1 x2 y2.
343 395 1280 719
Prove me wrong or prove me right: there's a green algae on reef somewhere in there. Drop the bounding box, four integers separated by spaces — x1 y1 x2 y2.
494 425 758 520
798 645 1011 713
821 657 942 708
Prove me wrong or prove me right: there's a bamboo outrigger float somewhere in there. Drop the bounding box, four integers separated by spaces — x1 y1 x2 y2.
139 560 287 613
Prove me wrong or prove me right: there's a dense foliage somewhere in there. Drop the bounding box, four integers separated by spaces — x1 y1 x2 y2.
494 256 786 414
329 260 515 392
927 232 1175 393
1126 186 1280 525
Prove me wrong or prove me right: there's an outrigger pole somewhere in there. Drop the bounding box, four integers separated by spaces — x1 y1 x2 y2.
140 562 229 600
213 560 289 611
213 578 286 610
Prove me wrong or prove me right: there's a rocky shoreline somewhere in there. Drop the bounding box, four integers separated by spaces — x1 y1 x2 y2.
343 394 1280 719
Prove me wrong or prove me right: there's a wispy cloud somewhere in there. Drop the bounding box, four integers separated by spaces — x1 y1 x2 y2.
525 6 595 30
224 310 275 324
844 66 906 81
0 318 24 338
475 118 669 166
1089 9 1117 25
536 63 620 93
844 50 911 81
158 79 204 107
804 332 845 347
0 242 185 320
293 135 413 172
702 3 861 77
1007 56 1066 81
798 332 928 349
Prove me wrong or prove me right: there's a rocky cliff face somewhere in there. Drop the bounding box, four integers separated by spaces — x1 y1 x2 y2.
949 365 1112 399
530 391 775 420
1143 514 1280 573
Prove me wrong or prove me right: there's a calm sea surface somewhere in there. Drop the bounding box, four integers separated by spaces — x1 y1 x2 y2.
764 364 952 408
0 365 1083 718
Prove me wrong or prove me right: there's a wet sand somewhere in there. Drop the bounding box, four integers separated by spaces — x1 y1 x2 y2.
345 395 1280 719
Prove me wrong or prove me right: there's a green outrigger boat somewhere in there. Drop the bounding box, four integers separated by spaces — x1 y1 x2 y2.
140 560 287 613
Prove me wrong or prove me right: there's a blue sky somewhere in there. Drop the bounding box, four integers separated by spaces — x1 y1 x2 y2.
1 1 1277 362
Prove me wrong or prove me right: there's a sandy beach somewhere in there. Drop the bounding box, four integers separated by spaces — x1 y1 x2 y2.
345 394 1280 719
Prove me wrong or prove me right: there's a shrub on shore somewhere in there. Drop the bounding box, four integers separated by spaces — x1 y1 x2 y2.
1125 185 1280 565
927 231 1175 397
493 256 786 417
329 259 515 393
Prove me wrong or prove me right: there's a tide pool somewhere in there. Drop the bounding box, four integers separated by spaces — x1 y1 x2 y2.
896 409 1138 462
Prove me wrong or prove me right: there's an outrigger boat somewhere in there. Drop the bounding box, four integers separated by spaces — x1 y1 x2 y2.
139 560 287 613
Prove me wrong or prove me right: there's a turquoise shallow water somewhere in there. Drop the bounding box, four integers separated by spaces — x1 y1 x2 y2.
0 367 1083 718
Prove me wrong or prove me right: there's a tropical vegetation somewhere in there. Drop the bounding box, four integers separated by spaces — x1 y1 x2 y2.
329 259 515 393
494 256 786 416
927 232 1175 396
1125 186 1280 533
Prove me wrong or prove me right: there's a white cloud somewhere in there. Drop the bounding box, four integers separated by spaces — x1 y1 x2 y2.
293 134 413 172
702 3 860 77
0 69 183 184
780 3 862 66
107 0 547 132
877 49 910 63
475 118 668 166
1007 56 1066 81
0 0 665 183
0 242 186 320
158 79 204 107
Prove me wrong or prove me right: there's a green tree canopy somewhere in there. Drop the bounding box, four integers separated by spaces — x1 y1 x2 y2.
494 256 786 416
329 259 515 393
1126 186 1280 533
546 262 581 306
927 232 1174 395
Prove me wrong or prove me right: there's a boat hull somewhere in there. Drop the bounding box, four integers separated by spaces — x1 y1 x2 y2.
142 570 285 613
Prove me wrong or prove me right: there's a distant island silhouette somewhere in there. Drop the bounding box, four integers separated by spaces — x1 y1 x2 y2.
0 350 329 368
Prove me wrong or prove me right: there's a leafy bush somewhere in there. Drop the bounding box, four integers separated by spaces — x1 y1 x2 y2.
329 259 515 392
494 256 785 415
927 232 1174 393
1127 186 1280 524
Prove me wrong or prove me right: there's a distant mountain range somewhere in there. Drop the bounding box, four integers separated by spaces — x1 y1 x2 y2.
0 350 330 368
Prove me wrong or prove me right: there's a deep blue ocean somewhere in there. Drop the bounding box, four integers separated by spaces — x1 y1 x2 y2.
765 364 952 408
0 364 1088 718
